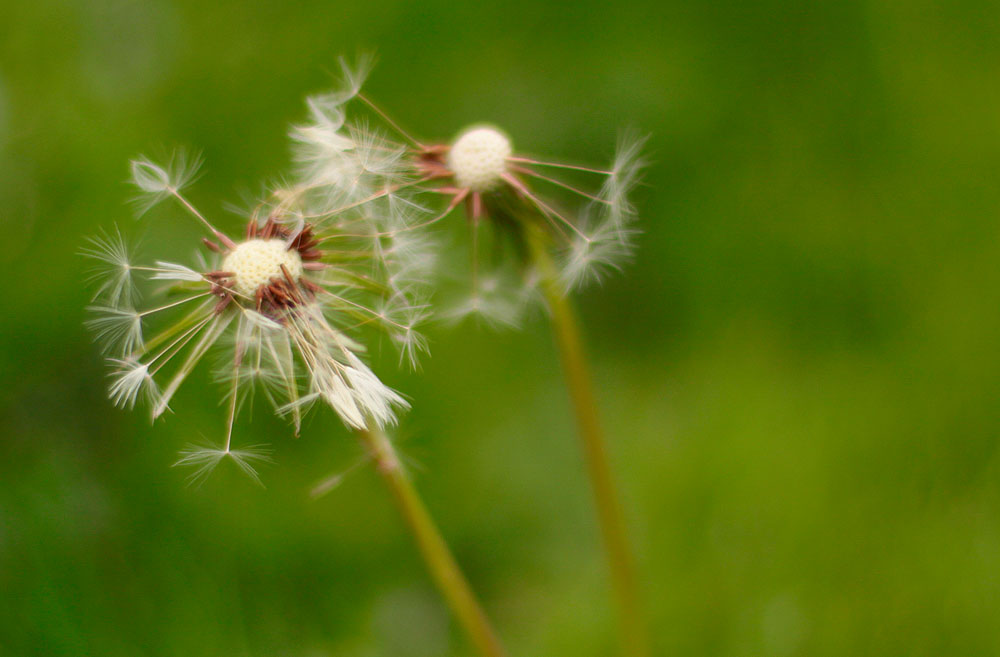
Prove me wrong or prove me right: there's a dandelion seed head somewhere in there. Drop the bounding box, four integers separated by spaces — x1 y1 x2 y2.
448 126 511 192
221 238 303 297
87 134 430 486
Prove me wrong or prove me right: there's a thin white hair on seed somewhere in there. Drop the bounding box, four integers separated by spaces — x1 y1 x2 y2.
151 313 234 421
302 360 365 429
443 274 527 329
298 96 350 145
174 444 273 487
290 97 355 179
186 246 215 274
216 311 293 416
129 149 203 214
599 130 647 230
343 350 409 426
86 305 144 355
106 358 159 409
239 308 284 333
393 314 430 371
233 358 287 412
149 261 203 282
277 300 410 429
290 80 363 187
275 390 320 424
383 184 433 232
301 145 367 206
553 131 647 292
373 293 431 370
310 453 372 499
347 119 407 179
280 304 356 421
382 221 437 278
262 329 304 433
290 68 424 219
81 225 140 306
328 53 375 107
216 314 262 377
559 218 636 293
226 446 274 485
308 248 430 370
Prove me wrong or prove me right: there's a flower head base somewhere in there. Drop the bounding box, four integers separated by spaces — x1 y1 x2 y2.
222 238 303 298
447 126 511 192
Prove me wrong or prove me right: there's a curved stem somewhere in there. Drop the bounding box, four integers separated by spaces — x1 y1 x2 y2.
356 424 508 657
527 229 650 657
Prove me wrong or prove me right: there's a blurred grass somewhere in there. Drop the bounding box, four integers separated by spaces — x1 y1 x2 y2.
2 0 1000 655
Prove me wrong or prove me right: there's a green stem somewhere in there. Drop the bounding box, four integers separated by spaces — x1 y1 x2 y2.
528 230 650 657
356 424 508 657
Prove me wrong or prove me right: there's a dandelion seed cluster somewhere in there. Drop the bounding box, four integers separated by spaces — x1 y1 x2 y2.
85 56 644 483
85 144 431 483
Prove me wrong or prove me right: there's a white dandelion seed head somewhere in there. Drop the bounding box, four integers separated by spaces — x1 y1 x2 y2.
448 126 512 192
221 239 303 297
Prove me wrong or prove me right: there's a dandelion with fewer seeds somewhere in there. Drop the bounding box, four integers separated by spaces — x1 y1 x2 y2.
290 59 651 657
290 58 645 325
84 151 507 657
85 152 423 482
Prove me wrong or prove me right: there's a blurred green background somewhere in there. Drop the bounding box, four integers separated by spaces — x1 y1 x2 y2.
2 0 1000 655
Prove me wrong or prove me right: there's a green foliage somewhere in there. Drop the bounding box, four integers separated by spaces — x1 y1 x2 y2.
2 0 999 654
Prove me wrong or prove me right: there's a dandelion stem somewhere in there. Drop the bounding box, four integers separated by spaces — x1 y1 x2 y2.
527 227 649 657
356 424 507 657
